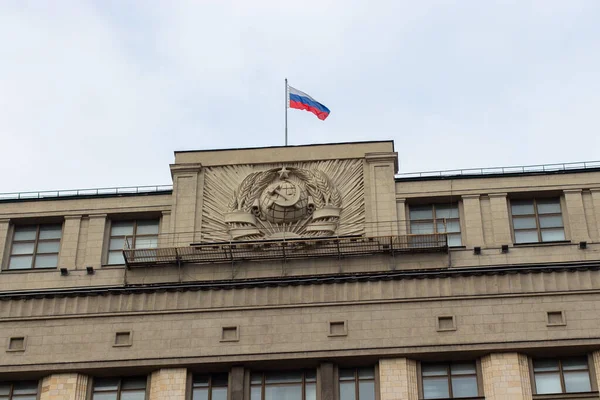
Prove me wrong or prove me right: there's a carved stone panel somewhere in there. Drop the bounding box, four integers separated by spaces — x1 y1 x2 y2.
200 159 364 242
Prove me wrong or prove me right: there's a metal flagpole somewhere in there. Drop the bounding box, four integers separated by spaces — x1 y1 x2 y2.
285 78 288 146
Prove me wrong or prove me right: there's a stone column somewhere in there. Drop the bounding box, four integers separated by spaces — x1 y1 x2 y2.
396 198 408 236
481 353 532 400
58 215 82 270
591 189 600 240
229 366 245 400
170 163 203 245
461 195 484 248
84 214 107 268
39 373 89 400
0 218 10 268
379 358 418 400
364 152 399 236
564 189 591 242
149 368 187 400
489 193 512 246
592 351 600 391
320 362 335 400
160 210 172 247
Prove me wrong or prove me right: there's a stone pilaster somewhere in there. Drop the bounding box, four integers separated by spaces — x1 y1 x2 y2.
170 163 203 245
84 214 107 268
0 218 10 268
481 353 532 400
58 215 82 270
591 189 600 240
39 373 89 400
379 358 418 400
489 193 512 246
364 152 399 236
462 195 484 248
564 189 590 242
396 198 408 236
149 368 187 400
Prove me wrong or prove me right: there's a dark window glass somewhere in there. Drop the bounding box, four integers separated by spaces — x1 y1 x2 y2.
251 370 316 400
422 362 478 399
92 377 146 400
0 382 38 400
9 224 62 269
533 357 591 394
511 198 565 243
107 220 159 265
339 367 375 400
192 374 228 400
409 204 461 246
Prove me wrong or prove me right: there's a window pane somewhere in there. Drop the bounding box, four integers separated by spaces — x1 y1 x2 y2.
562 358 589 370
121 378 146 390
251 374 262 384
192 388 208 400
110 238 127 251
339 381 356 400
451 376 478 398
12 382 38 394
39 225 62 239
14 226 37 241
34 254 58 268
513 217 536 230
92 393 117 400
423 377 450 399
135 237 158 249
212 387 227 400
111 222 134 236
120 391 145 400
358 381 375 400
306 383 316 400
13 396 37 400
0 385 9 395
250 387 261 400
358 367 375 379
11 242 35 255
541 229 565 242
447 234 462 247
411 222 434 234
108 251 125 265
437 221 460 233
409 206 433 220
451 363 476 375
37 241 60 253
212 374 229 386
9 255 33 269
264 371 303 383
136 220 159 235
515 230 539 243
564 371 591 393
534 360 560 372
537 199 561 214
422 364 448 377
435 205 459 219
339 369 355 380
511 201 534 215
305 371 316 382
539 215 563 228
264 384 301 400
93 378 119 391
535 373 562 394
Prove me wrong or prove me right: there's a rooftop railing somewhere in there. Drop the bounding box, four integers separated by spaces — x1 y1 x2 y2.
0 185 173 201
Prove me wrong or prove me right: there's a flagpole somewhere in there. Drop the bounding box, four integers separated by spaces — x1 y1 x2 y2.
285 78 288 146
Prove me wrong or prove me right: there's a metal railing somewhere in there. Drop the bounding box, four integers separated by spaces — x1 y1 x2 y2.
395 160 600 179
0 185 173 201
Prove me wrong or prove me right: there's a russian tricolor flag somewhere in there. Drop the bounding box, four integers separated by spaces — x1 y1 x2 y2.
288 86 330 120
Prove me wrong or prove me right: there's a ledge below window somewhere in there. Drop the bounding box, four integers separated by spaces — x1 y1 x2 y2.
533 391 599 400
513 240 572 247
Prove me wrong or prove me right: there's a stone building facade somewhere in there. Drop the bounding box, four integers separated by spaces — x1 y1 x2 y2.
1 141 600 400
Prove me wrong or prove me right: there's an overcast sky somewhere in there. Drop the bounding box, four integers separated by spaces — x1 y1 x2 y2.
1 1 599 193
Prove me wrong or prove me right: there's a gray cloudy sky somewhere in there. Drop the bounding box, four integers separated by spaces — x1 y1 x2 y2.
1 1 599 193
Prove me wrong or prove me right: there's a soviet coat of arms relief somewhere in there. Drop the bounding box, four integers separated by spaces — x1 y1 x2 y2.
200 159 365 242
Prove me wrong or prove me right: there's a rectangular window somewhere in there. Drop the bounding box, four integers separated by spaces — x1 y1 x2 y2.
8 224 62 269
409 204 462 246
511 198 565 243
533 357 592 394
339 367 375 400
107 220 159 265
192 374 228 400
250 371 316 400
421 362 478 399
92 377 147 400
0 381 38 400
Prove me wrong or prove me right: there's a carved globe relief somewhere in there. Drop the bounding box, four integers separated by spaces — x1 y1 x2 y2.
259 181 308 223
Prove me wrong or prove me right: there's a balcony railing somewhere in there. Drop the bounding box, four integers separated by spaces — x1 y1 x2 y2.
123 233 448 268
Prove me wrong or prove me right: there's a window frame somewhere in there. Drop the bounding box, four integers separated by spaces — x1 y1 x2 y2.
510 197 565 244
250 370 316 400
105 219 160 266
190 373 229 400
0 380 40 400
530 356 596 395
338 366 377 400
89 376 149 400
6 223 63 270
408 203 463 247
417 360 483 400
